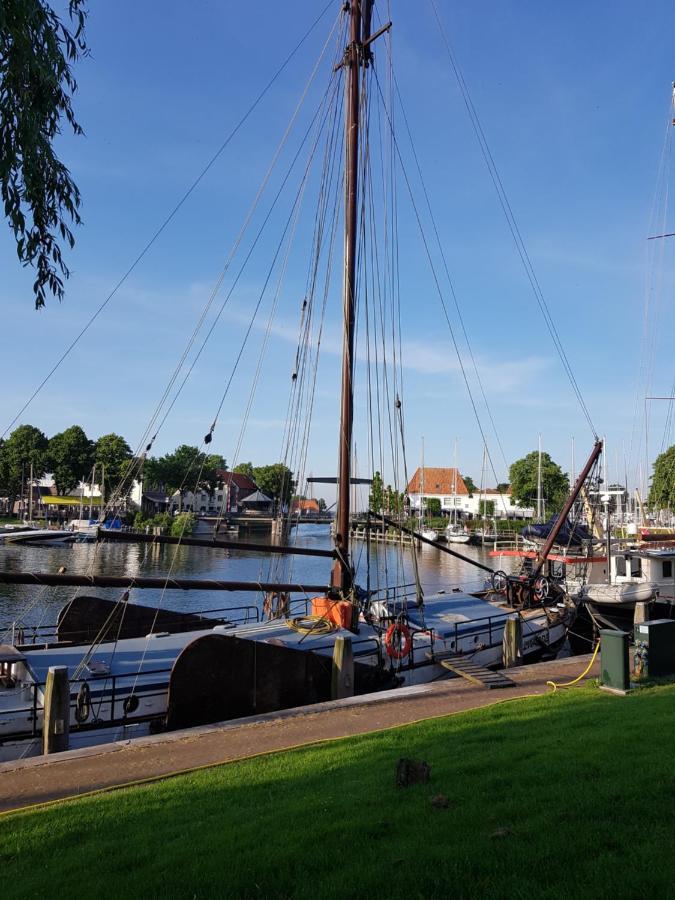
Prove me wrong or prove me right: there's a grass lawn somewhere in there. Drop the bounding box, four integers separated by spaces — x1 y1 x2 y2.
3 683 675 898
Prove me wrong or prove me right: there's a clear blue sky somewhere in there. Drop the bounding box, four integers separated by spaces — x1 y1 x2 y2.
2 1 674 501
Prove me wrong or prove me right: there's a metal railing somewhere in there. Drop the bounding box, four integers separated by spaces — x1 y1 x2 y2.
2 662 175 742
4 603 261 647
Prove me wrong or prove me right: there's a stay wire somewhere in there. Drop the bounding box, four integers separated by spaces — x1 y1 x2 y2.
429 0 596 439
81 7 344 525
1 0 338 440
391 70 510 479
372 68 507 516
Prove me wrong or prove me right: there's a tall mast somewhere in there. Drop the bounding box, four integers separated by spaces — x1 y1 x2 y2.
536 434 543 521
332 0 362 593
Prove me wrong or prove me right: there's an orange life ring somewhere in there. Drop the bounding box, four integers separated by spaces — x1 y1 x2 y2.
385 622 412 659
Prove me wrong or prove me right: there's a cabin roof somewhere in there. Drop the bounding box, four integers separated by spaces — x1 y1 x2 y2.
407 467 468 495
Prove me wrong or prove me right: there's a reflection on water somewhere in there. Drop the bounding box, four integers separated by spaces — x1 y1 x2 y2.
0 526 512 629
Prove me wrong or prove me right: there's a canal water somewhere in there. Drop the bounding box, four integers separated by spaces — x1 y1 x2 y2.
0 527 516 631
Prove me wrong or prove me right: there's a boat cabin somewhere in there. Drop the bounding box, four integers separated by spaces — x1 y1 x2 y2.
610 547 675 595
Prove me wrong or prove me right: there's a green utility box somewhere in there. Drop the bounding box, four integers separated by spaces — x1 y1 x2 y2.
599 629 630 693
633 619 675 678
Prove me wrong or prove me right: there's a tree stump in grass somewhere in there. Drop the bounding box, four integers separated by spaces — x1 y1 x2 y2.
395 758 430 787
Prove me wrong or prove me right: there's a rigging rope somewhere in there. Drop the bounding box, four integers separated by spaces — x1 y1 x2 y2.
1 0 338 440
428 0 597 439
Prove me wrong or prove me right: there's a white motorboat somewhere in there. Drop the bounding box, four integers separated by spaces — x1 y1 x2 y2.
0 528 75 545
69 519 100 541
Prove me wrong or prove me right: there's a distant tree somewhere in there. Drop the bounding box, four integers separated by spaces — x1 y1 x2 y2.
426 497 441 517
462 474 476 496
496 482 510 493
384 485 404 515
170 512 195 537
318 497 327 511
1 0 88 308
47 425 93 494
252 463 295 506
648 445 675 511
509 451 569 515
233 462 254 480
144 445 223 508
94 433 133 499
0 424 48 512
479 499 495 517
369 471 384 513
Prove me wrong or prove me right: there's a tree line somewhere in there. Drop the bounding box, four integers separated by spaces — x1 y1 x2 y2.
0 425 297 512
0 424 133 512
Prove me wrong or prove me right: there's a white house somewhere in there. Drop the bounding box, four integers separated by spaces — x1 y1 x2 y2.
406 467 533 520
407 467 472 516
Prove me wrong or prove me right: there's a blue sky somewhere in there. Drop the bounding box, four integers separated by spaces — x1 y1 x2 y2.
1 0 674 502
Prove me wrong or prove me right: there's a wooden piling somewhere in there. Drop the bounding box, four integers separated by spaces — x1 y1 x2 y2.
502 616 522 668
331 637 354 700
634 601 649 625
43 666 70 755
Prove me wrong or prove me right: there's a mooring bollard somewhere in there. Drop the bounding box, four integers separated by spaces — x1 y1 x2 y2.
332 636 354 700
502 615 522 668
634 601 649 625
43 665 70 755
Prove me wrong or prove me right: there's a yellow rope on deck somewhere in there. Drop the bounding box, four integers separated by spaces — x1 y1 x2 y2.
285 615 336 636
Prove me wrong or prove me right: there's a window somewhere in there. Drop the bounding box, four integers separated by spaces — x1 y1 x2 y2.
663 561 673 579
630 558 642 578
217 494 223 502
615 556 626 577
551 561 566 580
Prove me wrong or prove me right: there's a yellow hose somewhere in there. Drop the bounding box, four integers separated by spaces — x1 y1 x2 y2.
546 641 600 693
286 615 336 636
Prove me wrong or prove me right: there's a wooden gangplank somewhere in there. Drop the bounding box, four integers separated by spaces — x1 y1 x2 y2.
438 657 515 690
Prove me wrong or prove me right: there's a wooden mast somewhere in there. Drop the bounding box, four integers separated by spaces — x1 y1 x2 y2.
332 0 362 594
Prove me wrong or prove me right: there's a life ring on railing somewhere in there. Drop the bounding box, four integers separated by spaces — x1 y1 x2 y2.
534 576 549 601
385 622 412 660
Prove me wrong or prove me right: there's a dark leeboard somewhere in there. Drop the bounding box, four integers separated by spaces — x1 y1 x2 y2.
165 633 397 731
165 633 331 730
56 595 225 644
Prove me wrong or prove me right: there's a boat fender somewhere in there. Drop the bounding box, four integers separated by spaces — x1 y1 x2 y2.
123 693 140 715
491 570 508 593
534 576 549 601
75 682 91 724
385 622 412 660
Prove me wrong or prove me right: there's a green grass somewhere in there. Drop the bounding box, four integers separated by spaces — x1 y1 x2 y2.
3 684 675 898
